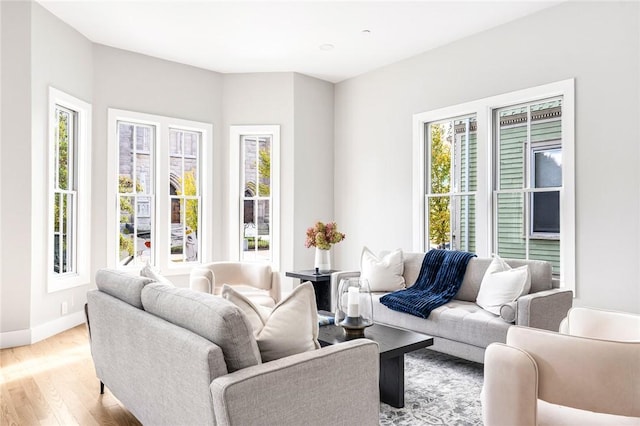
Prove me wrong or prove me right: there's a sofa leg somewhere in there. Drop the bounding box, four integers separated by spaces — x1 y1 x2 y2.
100 381 104 395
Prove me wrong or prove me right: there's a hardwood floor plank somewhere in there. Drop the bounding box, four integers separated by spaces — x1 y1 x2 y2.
0 325 142 426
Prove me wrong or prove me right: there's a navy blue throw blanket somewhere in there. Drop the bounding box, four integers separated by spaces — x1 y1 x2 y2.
380 250 476 319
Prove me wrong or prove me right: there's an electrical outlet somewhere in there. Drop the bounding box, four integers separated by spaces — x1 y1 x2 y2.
61 301 68 315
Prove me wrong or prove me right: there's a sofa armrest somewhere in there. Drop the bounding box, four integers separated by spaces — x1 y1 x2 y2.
210 340 380 426
329 270 361 312
516 288 573 330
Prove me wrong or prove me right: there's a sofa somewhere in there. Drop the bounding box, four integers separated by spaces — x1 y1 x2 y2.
331 252 573 363
86 269 380 426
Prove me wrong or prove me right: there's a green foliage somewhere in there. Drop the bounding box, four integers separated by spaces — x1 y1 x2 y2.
177 170 198 235
258 148 270 196
429 124 451 246
118 176 143 253
120 233 134 256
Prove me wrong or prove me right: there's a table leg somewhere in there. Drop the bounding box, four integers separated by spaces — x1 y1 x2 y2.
380 355 404 408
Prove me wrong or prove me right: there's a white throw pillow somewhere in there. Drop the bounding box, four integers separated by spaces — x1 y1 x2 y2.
360 247 405 292
476 256 530 315
222 282 320 362
140 264 174 286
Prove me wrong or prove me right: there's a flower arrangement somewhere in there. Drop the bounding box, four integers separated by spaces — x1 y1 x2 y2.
305 221 345 250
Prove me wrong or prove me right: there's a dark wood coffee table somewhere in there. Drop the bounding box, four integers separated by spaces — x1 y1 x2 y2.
318 321 434 408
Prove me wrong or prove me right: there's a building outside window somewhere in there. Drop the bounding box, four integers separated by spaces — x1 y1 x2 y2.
229 125 280 269
494 99 563 274
108 109 212 273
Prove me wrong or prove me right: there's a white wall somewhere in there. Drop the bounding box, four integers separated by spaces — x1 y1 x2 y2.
92 45 223 287
1 1 32 337
222 72 335 292
334 1 640 313
29 2 94 332
292 74 335 270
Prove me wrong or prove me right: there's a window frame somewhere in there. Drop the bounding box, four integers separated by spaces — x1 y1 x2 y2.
229 125 280 270
107 109 213 275
413 79 575 292
47 87 92 292
530 143 562 239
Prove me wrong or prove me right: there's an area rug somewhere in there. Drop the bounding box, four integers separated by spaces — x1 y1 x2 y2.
379 348 484 425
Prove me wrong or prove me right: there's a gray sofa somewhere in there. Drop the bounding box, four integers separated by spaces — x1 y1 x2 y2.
331 253 573 363
86 269 380 426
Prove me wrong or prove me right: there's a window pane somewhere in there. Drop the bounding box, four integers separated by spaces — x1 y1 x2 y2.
529 238 561 275
496 192 526 259
454 194 475 252
534 149 562 188
429 122 451 194
531 99 562 143
118 123 134 192
185 199 199 262
136 153 151 194
170 198 184 262
119 195 135 265
498 111 526 190
243 137 257 196
428 195 450 249
532 191 560 233
57 109 71 190
455 117 477 192
136 125 152 152
258 137 271 197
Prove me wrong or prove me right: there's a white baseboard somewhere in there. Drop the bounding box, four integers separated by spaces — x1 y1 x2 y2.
0 310 86 349
0 329 31 349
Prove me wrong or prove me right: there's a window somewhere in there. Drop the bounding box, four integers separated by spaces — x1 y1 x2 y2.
107 109 212 273
413 79 575 290
48 88 92 292
426 115 477 252
229 126 280 268
494 98 563 273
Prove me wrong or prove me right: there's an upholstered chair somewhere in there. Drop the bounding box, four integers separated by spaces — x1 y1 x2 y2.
559 306 640 341
482 325 640 426
190 261 281 307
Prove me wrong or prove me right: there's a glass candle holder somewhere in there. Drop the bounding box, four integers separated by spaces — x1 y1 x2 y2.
335 277 374 338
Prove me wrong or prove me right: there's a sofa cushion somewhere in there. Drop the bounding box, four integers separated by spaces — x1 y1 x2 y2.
372 294 510 348
476 256 530 315
361 247 405 292
140 264 175 286
95 268 155 309
222 283 320 362
141 283 261 372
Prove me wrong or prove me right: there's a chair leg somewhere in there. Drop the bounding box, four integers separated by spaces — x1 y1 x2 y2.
100 381 104 395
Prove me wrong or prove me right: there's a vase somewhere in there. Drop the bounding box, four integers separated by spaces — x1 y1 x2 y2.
314 247 331 273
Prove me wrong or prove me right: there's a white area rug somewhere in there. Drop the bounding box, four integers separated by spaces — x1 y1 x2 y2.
379 348 484 425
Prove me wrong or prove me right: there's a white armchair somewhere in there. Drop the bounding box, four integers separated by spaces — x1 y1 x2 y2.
559 306 640 341
190 262 281 308
483 323 640 426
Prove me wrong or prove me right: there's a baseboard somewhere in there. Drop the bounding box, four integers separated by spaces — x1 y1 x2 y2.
31 310 86 344
0 310 86 349
0 328 31 349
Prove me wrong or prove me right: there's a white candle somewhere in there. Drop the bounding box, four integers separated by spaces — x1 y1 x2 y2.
347 286 359 317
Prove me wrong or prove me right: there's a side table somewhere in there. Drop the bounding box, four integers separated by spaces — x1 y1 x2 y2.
285 270 337 312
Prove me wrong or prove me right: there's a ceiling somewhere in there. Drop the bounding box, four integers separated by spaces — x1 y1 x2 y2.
37 1 561 83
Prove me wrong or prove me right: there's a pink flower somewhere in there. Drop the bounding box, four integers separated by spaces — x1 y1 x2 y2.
305 221 345 250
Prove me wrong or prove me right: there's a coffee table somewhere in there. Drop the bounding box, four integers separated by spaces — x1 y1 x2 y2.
317 321 434 408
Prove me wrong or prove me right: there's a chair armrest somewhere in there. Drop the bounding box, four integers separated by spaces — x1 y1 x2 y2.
210 340 380 426
270 272 281 304
190 267 213 293
507 326 640 417
516 288 573 330
482 343 538 426
329 270 361 312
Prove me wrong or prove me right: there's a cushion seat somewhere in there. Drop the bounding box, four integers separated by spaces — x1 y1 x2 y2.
215 285 276 308
372 293 510 348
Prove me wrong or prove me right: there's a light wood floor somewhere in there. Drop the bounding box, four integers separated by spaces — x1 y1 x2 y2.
1 325 140 426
